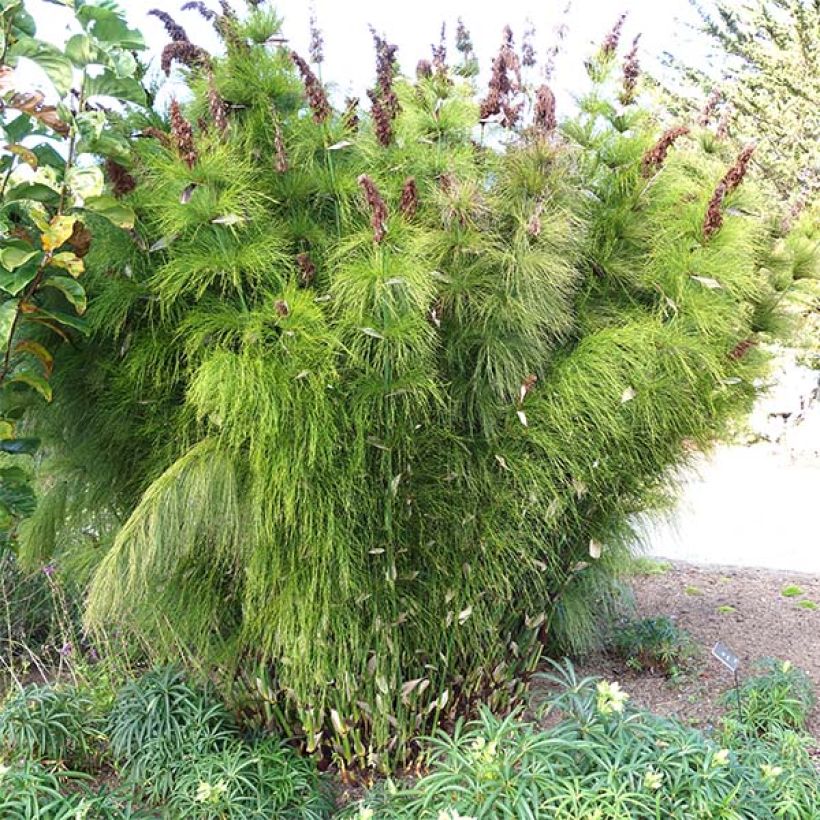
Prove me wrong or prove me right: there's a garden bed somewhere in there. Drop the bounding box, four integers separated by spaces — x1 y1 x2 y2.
565 561 820 744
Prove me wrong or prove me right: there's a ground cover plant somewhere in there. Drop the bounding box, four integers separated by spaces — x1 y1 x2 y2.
608 615 694 676
5 1 808 772
344 659 820 818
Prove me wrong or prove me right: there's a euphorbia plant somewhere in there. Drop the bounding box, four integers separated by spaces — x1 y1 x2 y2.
0 0 145 546
20 4 789 771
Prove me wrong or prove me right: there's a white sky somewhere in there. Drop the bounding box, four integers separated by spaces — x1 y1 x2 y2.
24 0 710 110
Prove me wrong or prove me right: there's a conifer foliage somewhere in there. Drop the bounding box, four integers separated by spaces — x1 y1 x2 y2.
23 5 786 769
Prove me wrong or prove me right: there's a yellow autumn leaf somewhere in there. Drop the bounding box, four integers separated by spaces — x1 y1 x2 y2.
50 252 85 278
42 215 77 254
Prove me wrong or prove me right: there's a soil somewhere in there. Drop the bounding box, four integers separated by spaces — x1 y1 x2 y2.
566 562 820 743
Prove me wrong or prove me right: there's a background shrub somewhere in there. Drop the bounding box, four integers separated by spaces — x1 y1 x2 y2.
0 683 103 766
609 615 694 676
721 658 815 736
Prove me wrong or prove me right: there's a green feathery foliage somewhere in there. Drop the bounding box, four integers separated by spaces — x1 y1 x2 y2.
19 8 789 769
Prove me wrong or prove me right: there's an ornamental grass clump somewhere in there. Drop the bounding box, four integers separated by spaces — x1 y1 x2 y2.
20 6 792 770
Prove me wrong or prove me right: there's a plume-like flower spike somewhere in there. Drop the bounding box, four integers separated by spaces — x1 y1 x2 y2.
642 125 689 176
358 174 389 244
170 99 198 169
161 41 211 76
619 34 641 105
290 51 331 124
148 9 189 42
105 159 136 197
703 144 756 239
399 177 418 219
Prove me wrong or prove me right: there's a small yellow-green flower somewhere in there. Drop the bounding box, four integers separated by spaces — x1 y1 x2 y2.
596 680 629 715
357 808 375 820
761 764 784 780
644 768 663 790
713 748 730 766
195 780 228 804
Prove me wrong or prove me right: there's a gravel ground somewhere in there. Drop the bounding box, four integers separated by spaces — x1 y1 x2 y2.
570 562 820 743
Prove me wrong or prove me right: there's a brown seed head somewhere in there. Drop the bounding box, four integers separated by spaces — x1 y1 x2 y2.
290 51 331 124
161 41 211 76
170 99 198 169
399 177 418 219
641 125 689 177
358 174 389 244
297 252 316 287
533 84 556 133
619 34 641 105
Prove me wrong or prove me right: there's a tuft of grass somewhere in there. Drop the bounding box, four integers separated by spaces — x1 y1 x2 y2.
781 584 804 598
796 599 818 610
717 605 737 613
628 557 672 576
685 585 703 596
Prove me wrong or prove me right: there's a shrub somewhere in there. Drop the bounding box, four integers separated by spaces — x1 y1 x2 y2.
107 666 237 802
0 683 103 766
169 736 332 819
721 658 815 736
609 615 694 676
345 660 819 818
28 8 785 767
0 760 145 819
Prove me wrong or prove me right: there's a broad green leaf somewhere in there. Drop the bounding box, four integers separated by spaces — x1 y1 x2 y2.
85 71 146 105
0 299 18 351
64 33 100 67
42 275 86 313
0 255 39 295
0 467 37 517
15 339 53 375
8 370 52 401
49 252 84 278
32 144 66 170
77 6 145 50
4 182 60 205
0 438 39 455
8 37 74 97
27 305 88 334
2 114 33 144
10 8 35 38
41 215 77 253
84 195 135 229
66 164 103 201
0 240 39 271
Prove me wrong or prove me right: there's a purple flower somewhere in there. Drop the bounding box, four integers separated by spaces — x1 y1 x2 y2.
59 642 73 657
42 563 56 578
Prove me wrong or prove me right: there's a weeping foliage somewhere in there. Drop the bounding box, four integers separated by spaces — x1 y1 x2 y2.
21 7 791 770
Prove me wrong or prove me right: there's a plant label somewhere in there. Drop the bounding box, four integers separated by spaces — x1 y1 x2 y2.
712 642 739 673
